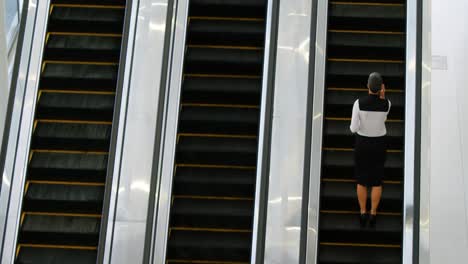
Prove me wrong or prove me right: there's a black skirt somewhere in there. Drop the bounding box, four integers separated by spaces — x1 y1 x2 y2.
354 135 387 187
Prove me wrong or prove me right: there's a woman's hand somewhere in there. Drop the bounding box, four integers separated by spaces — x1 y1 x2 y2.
380 84 386 99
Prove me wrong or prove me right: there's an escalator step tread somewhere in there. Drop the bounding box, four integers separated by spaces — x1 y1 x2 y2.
188 20 265 46
174 167 255 197
323 150 403 168
171 198 253 229
20 215 100 246
33 123 111 151
330 3 405 20
319 213 402 244
321 181 402 200
17 247 96 264
319 244 401 264
167 230 251 262
185 48 264 75
45 35 122 61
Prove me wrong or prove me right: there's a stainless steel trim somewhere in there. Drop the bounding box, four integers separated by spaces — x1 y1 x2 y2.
250 0 275 262
100 0 138 262
103 0 172 263
305 0 328 263
0 0 51 262
150 0 189 262
419 0 431 262
263 0 315 262
403 0 418 262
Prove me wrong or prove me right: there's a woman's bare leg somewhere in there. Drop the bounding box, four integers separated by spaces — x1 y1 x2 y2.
357 184 368 214
370 186 383 215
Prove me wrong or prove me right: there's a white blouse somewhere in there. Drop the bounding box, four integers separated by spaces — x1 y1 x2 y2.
350 96 391 137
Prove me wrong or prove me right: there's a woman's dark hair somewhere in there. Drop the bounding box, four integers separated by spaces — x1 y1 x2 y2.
368 72 383 93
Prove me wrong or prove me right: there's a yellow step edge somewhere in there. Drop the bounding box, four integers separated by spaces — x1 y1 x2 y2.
330 1 405 7
27 180 105 187
168 260 248 264
320 242 401 248
328 58 404 64
43 60 118 66
189 16 264 22
51 4 125 9
176 164 256 170
323 147 402 153
17 244 97 250
48 32 122 37
40 89 116 95
184 73 261 79
36 119 112 125
325 117 403 123
178 133 257 139
329 29 405 35
322 178 402 184
173 195 253 201
23 212 102 218
187 44 263 51
170 227 252 233
30 149 108 155
327 87 403 93
320 210 401 216
181 103 259 109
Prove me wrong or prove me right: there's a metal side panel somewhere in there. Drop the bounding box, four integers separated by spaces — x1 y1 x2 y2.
419 0 431 262
263 0 316 263
305 0 328 263
102 0 173 263
0 0 50 262
149 0 189 262
403 0 420 262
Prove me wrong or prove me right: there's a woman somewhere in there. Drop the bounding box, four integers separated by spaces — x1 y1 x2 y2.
350 72 391 228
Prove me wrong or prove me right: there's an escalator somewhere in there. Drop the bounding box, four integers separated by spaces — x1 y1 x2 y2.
165 0 267 263
318 1 406 263
15 0 126 263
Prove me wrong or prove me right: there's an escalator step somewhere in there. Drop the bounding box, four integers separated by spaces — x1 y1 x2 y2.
323 120 403 149
41 63 118 90
174 166 255 197
171 198 253 229
319 213 402 245
48 6 125 34
188 19 265 47
28 152 107 183
328 31 405 60
36 92 115 121
182 76 261 105
185 47 264 75
45 35 122 62
323 149 403 168
16 247 96 264
32 122 111 151
23 183 104 214
190 0 266 18
320 181 402 212
177 136 258 166
167 230 251 262
327 75 404 92
179 106 259 135
19 214 100 246
329 3 405 32
319 244 401 264
328 60 404 78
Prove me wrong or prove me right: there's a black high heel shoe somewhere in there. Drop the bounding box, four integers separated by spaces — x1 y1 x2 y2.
359 213 368 228
369 214 377 228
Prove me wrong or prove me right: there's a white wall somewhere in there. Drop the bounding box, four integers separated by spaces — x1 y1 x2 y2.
430 0 468 262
